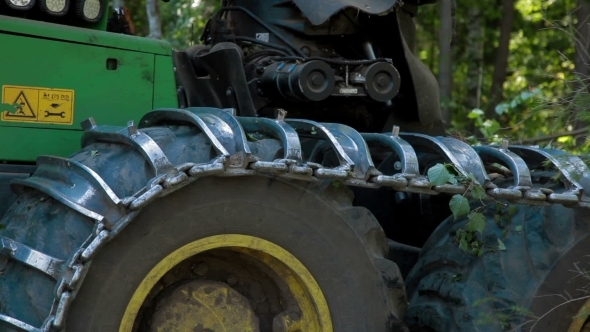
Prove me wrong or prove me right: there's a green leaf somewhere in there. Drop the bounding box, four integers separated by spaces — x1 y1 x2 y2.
444 163 460 176
481 119 500 135
468 108 484 118
427 164 452 186
449 195 470 219
497 238 507 251
515 225 523 232
448 176 458 185
495 103 508 115
494 214 501 223
0 224 5 230
466 212 486 234
459 238 469 252
502 228 509 239
472 185 487 200
246 132 270 142
508 205 517 216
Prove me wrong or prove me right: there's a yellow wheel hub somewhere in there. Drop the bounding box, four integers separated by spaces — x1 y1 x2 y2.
149 280 259 332
568 298 590 332
119 234 333 332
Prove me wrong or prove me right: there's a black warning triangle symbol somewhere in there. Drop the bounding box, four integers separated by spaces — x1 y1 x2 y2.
5 91 35 118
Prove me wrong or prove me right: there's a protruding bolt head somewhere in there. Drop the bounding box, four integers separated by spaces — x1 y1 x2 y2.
394 161 402 171
192 263 209 277
310 72 324 87
391 125 400 137
276 109 287 121
226 274 238 286
222 108 236 116
272 311 300 332
376 74 389 87
81 117 97 131
127 120 139 136
501 139 509 150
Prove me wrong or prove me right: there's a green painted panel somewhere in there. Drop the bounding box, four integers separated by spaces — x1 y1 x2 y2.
153 55 179 109
0 15 172 55
0 21 179 162
0 32 154 130
0 127 84 161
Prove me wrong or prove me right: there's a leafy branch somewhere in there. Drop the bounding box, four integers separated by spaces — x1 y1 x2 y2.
427 163 510 256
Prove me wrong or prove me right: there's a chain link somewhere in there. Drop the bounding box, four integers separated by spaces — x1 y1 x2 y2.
11 147 585 331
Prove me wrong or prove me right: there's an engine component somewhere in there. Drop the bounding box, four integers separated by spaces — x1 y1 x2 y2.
197 0 410 118
360 62 401 102
259 60 335 102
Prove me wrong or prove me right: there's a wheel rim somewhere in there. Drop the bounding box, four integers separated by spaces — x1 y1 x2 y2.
119 234 333 332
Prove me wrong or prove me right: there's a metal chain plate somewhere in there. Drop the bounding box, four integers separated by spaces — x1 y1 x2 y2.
2 107 590 331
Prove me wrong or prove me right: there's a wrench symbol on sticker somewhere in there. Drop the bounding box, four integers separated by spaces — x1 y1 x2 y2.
45 111 65 118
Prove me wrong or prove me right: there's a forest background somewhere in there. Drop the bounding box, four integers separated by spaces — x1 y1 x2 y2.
118 0 590 153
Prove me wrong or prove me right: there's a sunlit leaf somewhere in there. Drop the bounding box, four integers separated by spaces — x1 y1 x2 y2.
498 238 507 251
427 164 452 186
450 195 470 219
471 185 487 200
466 212 486 234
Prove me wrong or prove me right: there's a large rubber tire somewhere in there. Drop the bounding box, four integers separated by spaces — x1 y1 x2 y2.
404 202 590 332
0 125 408 331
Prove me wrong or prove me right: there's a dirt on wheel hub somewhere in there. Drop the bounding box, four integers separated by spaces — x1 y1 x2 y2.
149 279 259 331
131 245 330 332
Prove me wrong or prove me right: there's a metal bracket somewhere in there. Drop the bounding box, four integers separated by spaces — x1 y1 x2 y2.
11 156 124 228
361 128 420 176
186 107 253 168
473 144 533 188
81 118 175 176
0 237 68 281
0 314 41 332
509 146 590 203
237 112 303 162
139 108 231 158
286 119 377 180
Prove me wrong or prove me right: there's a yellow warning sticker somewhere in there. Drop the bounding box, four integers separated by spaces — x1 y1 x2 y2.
1 85 75 125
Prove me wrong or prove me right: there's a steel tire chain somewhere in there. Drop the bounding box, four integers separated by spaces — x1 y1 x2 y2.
1 107 590 332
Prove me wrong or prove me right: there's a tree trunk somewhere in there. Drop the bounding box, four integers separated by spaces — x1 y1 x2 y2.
575 0 590 77
465 5 484 111
438 0 454 127
573 0 590 144
146 0 163 39
485 0 515 118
